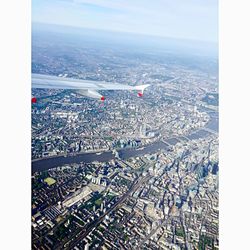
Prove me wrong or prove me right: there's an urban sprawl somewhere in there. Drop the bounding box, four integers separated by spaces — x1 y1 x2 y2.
32 33 218 250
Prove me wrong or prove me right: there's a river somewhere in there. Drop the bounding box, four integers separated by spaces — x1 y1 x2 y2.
32 109 218 173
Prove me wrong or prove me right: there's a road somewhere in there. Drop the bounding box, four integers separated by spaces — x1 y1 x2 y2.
56 174 151 249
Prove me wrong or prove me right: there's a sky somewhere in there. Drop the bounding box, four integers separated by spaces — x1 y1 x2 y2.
32 0 218 43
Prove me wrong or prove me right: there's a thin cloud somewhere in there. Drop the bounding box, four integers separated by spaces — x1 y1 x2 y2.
33 0 218 42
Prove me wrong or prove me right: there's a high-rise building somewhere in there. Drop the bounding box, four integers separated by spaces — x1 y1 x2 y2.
140 124 147 137
84 243 90 250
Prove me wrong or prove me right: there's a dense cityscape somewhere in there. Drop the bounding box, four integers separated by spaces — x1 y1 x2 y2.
32 27 218 250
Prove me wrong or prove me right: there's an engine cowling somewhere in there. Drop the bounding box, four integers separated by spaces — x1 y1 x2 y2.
31 97 37 103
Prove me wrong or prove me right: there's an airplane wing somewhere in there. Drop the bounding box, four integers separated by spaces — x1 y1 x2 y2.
32 73 150 102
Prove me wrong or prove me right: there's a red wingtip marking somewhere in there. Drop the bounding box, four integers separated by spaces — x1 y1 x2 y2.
31 97 37 103
138 92 143 97
100 96 105 101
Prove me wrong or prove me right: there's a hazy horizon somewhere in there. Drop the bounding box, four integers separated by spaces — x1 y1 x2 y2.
32 22 218 58
32 0 218 44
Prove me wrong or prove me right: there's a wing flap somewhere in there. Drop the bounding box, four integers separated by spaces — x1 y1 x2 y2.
76 89 103 100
